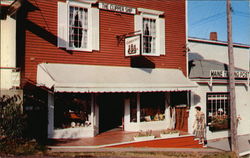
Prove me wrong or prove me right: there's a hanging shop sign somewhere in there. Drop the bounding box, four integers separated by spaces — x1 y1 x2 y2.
125 34 141 57
99 2 136 14
1 0 15 6
210 70 250 78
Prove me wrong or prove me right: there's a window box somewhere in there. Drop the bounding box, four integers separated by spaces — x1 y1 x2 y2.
134 130 155 141
134 135 155 141
209 115 229 131
160 129 179 138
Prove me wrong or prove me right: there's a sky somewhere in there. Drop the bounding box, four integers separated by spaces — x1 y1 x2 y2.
188 0 250 45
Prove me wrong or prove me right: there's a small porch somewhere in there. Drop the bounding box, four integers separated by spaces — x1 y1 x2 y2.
47 128 203 148
37 63 198 139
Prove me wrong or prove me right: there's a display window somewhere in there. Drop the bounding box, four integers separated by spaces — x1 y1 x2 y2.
140 93 165 122
54 93 91 129
207 93 230 131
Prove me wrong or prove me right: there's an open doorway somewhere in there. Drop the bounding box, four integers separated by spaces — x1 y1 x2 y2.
170 91 190 132
98 94 124 133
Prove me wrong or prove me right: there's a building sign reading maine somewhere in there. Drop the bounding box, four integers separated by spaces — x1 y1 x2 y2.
99 2 136 14
210 70 250 78
125 35 141 57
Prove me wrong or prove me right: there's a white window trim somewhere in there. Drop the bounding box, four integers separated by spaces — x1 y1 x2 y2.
73 0 97 4
135 8 165 56
138 8 164 16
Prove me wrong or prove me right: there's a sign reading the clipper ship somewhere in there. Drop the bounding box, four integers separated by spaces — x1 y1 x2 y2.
125 35 141 57
99 2 136 14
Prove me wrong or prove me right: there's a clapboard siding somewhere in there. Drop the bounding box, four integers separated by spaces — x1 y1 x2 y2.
22 0 186 84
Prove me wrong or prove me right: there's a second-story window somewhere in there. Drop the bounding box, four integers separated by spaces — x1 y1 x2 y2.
58 1 99 52
69 6 88 49
135 8 165 56
143 18 156 54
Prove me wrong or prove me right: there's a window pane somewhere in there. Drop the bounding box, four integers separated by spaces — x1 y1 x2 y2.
69 6 88 49
143 18 156 54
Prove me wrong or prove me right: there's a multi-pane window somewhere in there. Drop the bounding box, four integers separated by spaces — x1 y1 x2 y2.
207 93 230 131
69 6 88 49
143 18 156 54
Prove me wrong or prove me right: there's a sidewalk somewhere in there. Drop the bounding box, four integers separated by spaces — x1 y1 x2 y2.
207 134 250 156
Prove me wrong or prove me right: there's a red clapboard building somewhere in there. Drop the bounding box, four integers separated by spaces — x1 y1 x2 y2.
17 0 197 139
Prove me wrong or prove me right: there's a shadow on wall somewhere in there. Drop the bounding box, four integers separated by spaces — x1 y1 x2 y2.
23 81 48 144
17 0 72 61
188 52 204 61
130 56 155 69
193 93 201 106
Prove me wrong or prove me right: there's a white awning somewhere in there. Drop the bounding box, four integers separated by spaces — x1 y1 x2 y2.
37 63 197 93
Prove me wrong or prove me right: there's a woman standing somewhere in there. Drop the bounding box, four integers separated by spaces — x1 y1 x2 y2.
193 106 206 146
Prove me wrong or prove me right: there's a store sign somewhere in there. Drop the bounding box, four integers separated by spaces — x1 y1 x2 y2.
125 35 141 57
210 70 249 78
1 0 14 6
99 2 136 14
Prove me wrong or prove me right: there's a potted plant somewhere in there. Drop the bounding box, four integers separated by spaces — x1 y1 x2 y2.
160 129 179 138
133 130 155 141
209 115 229 131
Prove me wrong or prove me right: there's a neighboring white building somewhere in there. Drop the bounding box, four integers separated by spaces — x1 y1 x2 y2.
0 0 21 92
188 35 250 141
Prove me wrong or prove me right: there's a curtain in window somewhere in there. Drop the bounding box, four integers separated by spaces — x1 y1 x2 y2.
80 8 88 48
69 6 76 48
143 18 156 54
69 7 87 49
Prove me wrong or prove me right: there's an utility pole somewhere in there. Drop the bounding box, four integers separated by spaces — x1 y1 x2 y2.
226 0 239 157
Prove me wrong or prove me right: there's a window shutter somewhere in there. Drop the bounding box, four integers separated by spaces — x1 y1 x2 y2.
134 15 142 55
89 8 99 51
134 15 142 33
158 18 165 55
57 2 67 48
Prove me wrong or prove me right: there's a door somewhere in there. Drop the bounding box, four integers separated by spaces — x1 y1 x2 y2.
98 94 124 133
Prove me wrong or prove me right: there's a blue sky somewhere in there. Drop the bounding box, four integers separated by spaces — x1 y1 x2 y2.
188 0 250 45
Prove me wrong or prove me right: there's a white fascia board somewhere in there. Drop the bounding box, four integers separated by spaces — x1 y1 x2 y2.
137 8 164 15
69 0 97 4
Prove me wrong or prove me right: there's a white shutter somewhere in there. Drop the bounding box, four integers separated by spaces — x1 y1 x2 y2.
89 8 99 51
134 15 142 33
158 18 165 55
134 15 142 55
57 2 67 48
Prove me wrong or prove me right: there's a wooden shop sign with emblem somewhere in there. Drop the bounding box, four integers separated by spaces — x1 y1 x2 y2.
99 2 136 14
125 34 141 57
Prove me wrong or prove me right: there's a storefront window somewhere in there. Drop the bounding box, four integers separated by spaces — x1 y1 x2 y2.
54 93 91 129
207 93 230 131
140 93 165 122
130 94 137 122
